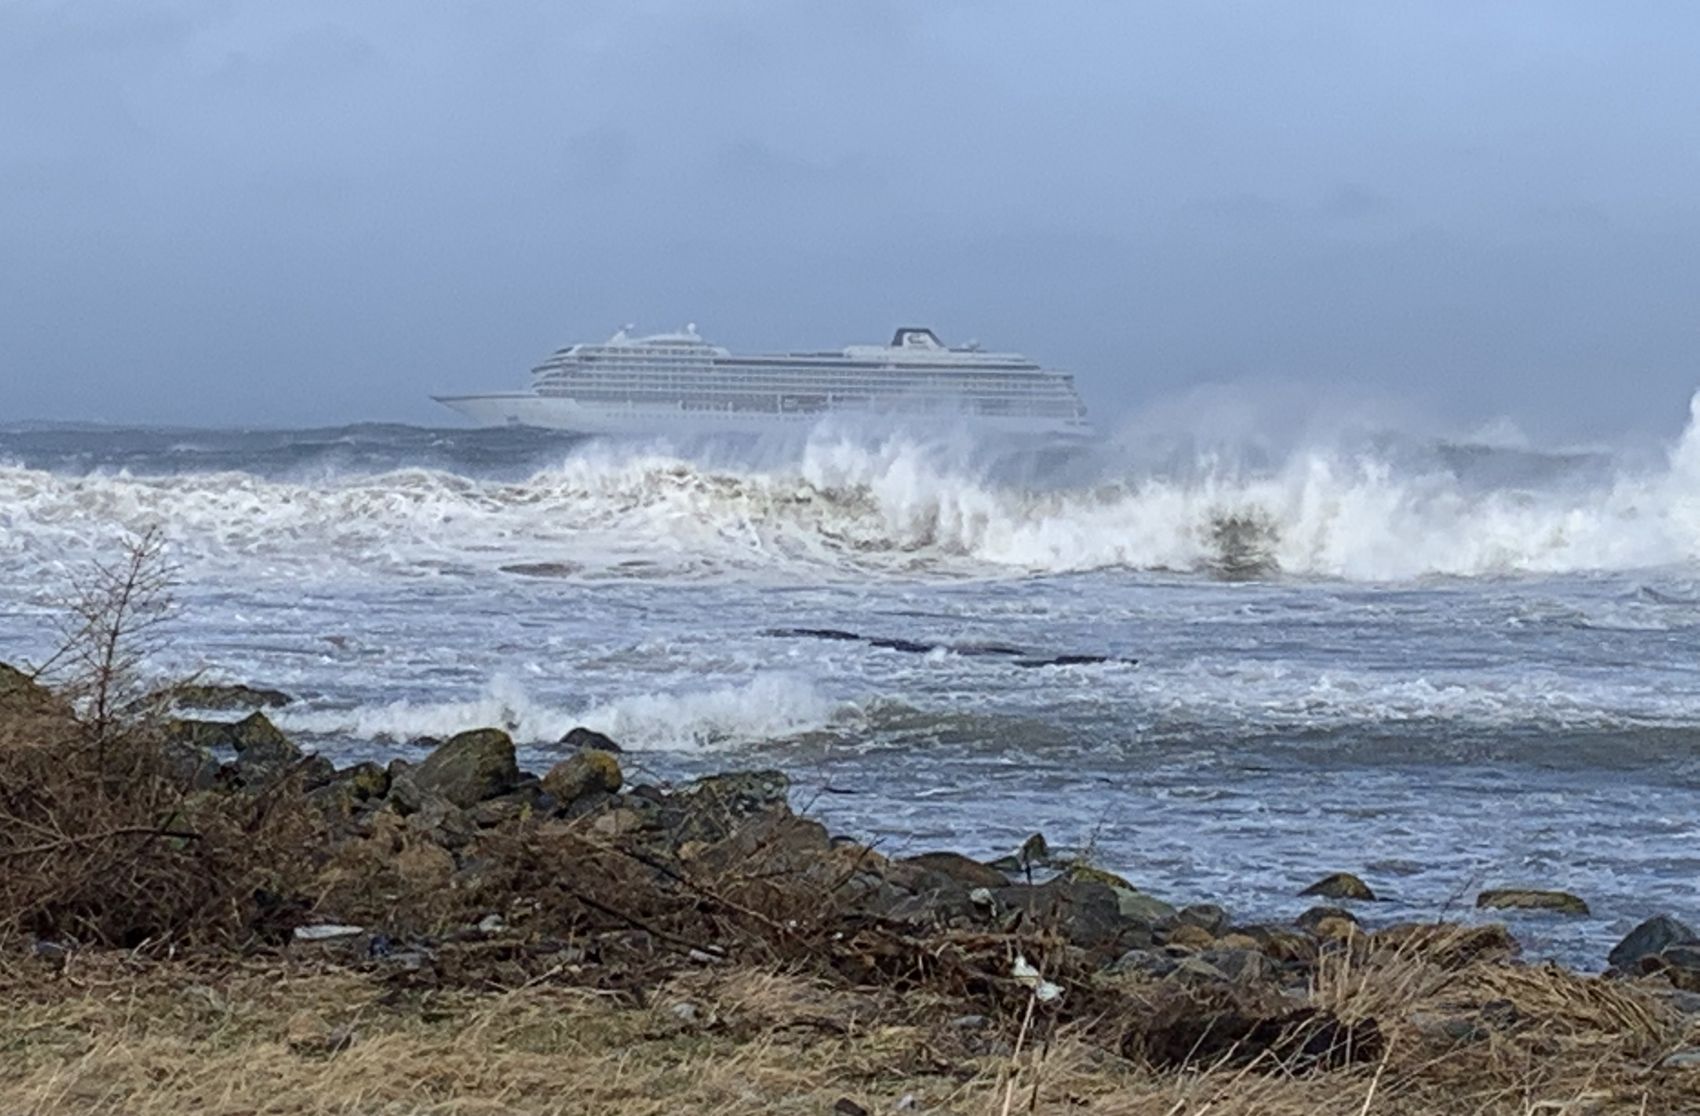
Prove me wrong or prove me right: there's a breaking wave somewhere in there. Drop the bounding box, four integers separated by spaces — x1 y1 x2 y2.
6 394 1700 582
271 673 843 752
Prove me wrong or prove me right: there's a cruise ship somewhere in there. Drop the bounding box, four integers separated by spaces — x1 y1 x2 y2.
433 325 1089 437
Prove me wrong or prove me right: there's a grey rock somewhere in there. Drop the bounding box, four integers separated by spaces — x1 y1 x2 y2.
408 728 520 809
1659 1048 1700 1070
1110 948 1178 978
560 726 622 753
1608 914 1699 971
541 749 622 805
1177 903 1230 936
900 851 1009 890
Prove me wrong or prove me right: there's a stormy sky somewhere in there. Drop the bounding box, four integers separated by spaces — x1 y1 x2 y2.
2 2 1698 438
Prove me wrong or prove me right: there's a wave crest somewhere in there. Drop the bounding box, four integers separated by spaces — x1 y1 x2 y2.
6 398 1700 582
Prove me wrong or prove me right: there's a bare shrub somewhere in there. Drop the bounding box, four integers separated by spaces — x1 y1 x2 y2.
0 530 321 948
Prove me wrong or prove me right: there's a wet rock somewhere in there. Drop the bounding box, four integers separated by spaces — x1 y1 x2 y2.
900 852 1009 890
560 726 622 753
1177 903 1230 936
994 878 1157 962
1475 888 1589 916
1299 872 1376 902
1609 914 1698 971
407 728 520 809
541 749 623 805
164 682 292 711
1063 863 1137 890
1296 906 1360 934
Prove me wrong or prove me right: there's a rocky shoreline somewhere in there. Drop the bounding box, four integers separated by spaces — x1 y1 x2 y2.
8 669 1700 1111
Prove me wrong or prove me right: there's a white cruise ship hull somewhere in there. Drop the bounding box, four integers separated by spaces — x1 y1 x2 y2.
432 393 1091 438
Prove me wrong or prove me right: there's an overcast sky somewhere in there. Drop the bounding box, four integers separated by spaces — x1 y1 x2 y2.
3 1 1699 438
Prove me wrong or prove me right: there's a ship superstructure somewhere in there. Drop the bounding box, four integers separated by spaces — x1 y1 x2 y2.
434 325 1088 435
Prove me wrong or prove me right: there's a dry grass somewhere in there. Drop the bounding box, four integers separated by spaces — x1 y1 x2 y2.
1 933 1696 1116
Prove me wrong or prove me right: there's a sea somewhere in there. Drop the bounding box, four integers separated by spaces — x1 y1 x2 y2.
5 408 1700 969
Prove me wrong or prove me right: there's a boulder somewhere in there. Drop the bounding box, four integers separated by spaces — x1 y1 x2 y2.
994 878 1158 962
663 770 791 844
1475 888 1590 916
1163 923 1217 951
228 712 306 783
560 726 622 753
1296 906 1360 934
899 852 1009 891
1299 872 1376 902
407 728 520 809
541 749 623 805
1609 915 1699 971
1063 863 1137 890
1177 904 1230 936
160 740 220 790
1116 889 1179 927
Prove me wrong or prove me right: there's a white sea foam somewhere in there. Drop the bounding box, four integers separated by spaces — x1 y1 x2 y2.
272 673 842 751
7 393 1700 582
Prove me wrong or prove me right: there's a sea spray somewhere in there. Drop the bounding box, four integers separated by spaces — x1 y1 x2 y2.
4 393 1700 582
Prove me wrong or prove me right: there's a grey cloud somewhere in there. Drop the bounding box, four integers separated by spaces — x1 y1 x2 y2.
1 0 1698 439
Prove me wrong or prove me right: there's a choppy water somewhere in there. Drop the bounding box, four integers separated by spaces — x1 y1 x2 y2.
5 410 1700 968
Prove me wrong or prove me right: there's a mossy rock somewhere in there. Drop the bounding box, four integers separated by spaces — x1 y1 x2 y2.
1064 863 1136 891
542 749 623 805
1475 888 1590 916
411 728 521 809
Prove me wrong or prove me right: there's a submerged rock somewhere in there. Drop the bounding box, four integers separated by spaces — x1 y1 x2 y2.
164 682 293 711
1299 872 1376 902
1609 914 1698 971
405 728 521 809
1476 888 1590 916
